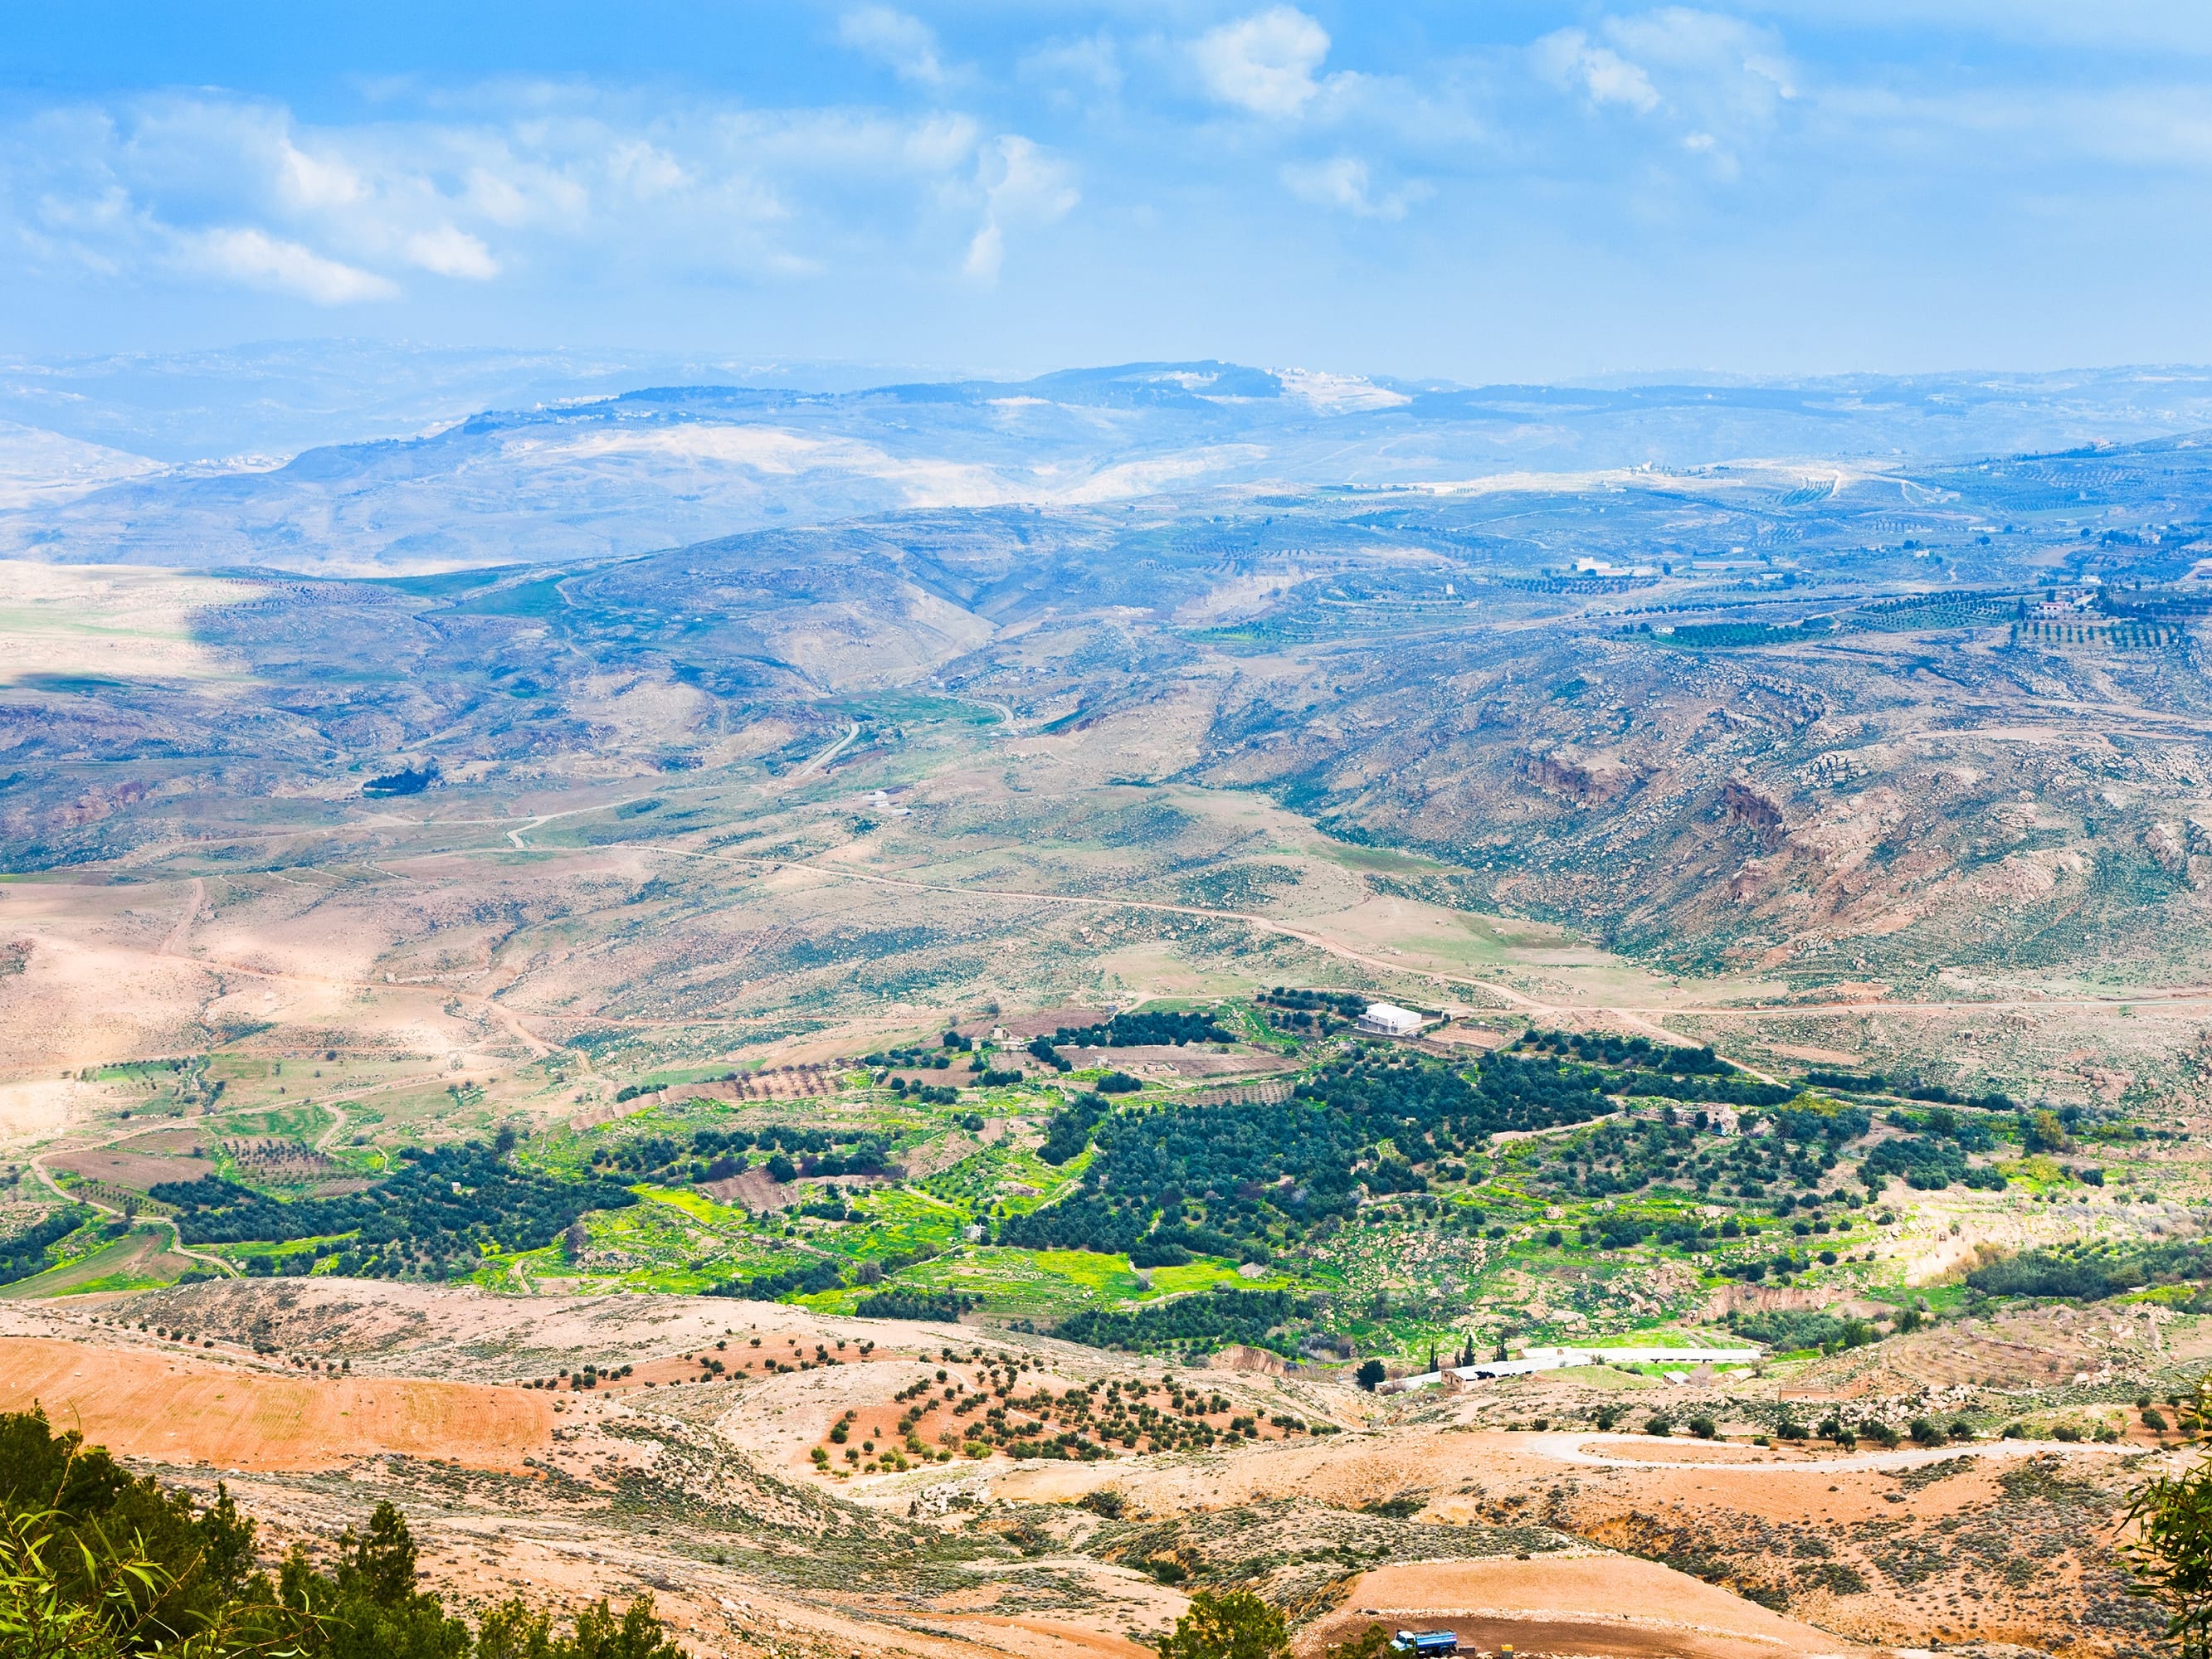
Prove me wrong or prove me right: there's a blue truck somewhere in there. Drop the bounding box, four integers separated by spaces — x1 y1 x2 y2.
1391 1632 1459 1657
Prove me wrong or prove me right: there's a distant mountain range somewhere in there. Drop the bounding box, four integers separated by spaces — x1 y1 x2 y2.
10 351 2212 574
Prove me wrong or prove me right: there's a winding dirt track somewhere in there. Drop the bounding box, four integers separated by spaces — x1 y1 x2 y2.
124 815 2212 1065
26 1123 236 1280
652 843 2212 1039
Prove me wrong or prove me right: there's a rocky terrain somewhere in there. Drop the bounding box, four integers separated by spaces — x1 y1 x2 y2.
12 364 2212 1658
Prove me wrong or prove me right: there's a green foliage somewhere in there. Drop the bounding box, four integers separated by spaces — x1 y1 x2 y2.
854 1288 976 1321
591 1123 879 1183
1615 1073 1791 1108
1882 1105 1998 1150
1861 1134 2005 1192
719 1256 845 1301
1771 1100 1873 1146
2127 1412 2212 1659
0 1407 689 1658
362 765 436 798
1058 1288 1311 1358
152 1142 639 1277
1971 1251 2111 1299
1958 1238 2212 1301
470 1595 686 1659
1007 1050 1611 1265
1515 1029 1732 1073
1055 1011 1231 1048
1727 1309 1878 1354
1038 1093 1108 1165
0 1501 296 1659
0 1209 94 1287
1255 988 1365 1037
1803 1071 2016 1111
1129 1222 1250 1268
275 1501 470 1659
1656 619 1830 649
1157 1588 1289 1659
0 1406 275 1648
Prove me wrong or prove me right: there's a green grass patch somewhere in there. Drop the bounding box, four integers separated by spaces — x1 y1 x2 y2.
1547 1364 1657 1389
1145 1260 1285 1298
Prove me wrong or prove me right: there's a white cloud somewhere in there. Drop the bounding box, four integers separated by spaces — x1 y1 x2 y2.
1532 9 1797 173
607 139 689 199
403 225 499 280
0 90 1037 303
1192 7 1332 119
962 221 1005 282
965 134 1077 284
982 134 1078 222
1606 8 1795 117
275 140 368 210
1019 33 1123 109
1534 28 1662 113
1280 155 1429 219
837 7 948 88
182 226 399 304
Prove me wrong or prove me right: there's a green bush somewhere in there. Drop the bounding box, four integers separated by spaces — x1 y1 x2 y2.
0 1408 682 1658
1158 1588 1289 1659
855 1288 975 1322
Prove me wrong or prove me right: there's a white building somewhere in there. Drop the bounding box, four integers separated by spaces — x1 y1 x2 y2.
1356 1002 1425 1038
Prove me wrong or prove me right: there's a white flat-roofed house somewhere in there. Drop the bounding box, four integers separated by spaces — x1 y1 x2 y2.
1356 1002 1425 1038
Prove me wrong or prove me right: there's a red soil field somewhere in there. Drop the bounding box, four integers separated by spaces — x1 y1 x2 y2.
0 1336 552 1473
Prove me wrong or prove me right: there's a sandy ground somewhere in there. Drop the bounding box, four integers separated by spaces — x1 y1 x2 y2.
0 1335 552 1472
982 1421 2124 1533
0 884 218 1078
98 1278 1005 1380
185 1468 1175 1659
0 1077 91 1146
1309 1557 1873 1659
0 1277 2161 1659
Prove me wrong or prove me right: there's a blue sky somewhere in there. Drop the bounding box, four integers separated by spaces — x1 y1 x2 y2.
7 2 2212 382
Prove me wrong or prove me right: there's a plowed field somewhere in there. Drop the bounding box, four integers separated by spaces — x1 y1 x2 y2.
0 1336 552 1472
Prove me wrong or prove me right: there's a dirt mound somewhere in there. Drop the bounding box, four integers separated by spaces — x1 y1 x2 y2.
699 1166 799 1210
1309 1556 1869 1659
1206 1344 1288 1374
0 1335 550 1472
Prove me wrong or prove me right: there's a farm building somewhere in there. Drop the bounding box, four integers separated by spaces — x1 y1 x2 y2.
1355 1003 1425 1038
